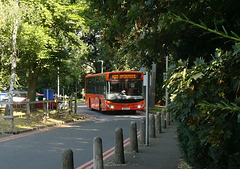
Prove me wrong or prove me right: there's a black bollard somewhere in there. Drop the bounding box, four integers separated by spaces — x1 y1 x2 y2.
130 122 138 152
149 114 156 138
93 137 104 169
62 149 74 169
115 128 125 164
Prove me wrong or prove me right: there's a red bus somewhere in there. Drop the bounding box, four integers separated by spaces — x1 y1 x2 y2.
85 71 145 112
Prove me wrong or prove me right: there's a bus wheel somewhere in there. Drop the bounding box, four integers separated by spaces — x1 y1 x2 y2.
89 99 91 108
99 100 102 112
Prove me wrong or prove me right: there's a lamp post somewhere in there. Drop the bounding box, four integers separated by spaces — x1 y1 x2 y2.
98 60 104 73
145 70 149 146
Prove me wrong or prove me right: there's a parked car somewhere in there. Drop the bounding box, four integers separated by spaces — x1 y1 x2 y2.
0 93 27 108
34 94 58 109
12 94 59 109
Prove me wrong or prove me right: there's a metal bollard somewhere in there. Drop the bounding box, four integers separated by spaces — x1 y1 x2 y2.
156 112 162 133
93 137 104 169
166 110 170 125
130 122 138 152
140 117 146 144
149 114 156 138
161 110 167 129
74 97 77 114
115 128 125 164
26 99 30 122
62 149 74 169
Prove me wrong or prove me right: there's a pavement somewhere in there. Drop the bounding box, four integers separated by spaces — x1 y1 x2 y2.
0 105 181 169
104 123 180 169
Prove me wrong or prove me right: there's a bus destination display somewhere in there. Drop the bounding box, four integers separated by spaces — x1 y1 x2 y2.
109 73 141 80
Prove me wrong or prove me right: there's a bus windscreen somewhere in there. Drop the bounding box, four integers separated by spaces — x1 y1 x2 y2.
106 80 143 100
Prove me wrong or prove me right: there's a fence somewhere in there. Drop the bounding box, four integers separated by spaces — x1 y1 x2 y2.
0 97 77 132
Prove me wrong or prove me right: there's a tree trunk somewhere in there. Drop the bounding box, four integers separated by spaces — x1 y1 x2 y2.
7 0 19 130
28 66 40 109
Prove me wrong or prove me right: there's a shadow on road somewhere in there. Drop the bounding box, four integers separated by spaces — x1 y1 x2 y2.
99 110 144 116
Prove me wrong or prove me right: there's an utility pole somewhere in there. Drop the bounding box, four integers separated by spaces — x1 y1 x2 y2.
145 70 149 146
165 55 169 124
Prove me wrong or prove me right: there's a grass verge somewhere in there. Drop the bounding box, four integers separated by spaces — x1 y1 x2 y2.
0 108 86 133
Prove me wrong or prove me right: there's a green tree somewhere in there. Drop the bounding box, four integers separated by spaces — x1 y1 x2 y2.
0 0 24 91
0 0 91 99
88 0 240 102
16 0 89 101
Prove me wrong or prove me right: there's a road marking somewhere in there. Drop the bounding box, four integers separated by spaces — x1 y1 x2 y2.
77 132 140 169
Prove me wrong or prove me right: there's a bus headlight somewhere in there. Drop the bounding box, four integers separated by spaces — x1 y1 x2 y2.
107 104 114 109
137 104 145 108
106 101 115 109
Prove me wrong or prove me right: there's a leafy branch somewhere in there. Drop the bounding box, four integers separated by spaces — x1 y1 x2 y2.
174 14 240 42
198 101 240 112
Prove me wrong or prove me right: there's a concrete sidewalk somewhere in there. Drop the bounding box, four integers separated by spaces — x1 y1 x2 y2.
105 124 180 169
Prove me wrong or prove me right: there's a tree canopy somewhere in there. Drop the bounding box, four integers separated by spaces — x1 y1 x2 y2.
86 0 240 104
0 0 91 100
88 0 240 66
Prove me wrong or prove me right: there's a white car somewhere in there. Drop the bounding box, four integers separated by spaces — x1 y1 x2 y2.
0 93 26 108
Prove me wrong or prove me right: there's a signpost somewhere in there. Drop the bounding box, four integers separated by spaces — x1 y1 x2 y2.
145 70 149 146
44 89 54 118
165 55 169 124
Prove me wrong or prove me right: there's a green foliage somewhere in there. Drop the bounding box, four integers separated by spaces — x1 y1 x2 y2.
88 0 240 105
174 14 240 42
168 45 240 168
88 0 240 69
0 0 24 90
0 0 91 96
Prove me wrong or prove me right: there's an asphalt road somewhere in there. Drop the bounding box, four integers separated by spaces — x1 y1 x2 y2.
0 103 144 169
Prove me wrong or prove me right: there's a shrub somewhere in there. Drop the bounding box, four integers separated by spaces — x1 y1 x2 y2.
167 46 240 169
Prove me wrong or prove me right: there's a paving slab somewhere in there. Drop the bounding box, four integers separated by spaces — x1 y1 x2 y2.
105 124 180 169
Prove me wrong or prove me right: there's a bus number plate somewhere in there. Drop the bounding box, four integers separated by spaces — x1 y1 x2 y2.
122 107 130 110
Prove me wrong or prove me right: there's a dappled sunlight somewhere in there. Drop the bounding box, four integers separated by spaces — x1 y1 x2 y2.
48 142 64 146
70 128 99 132
75 148 85 151
115 115 144 119
93 118 112 123
60 125 81 128
47 118 65 124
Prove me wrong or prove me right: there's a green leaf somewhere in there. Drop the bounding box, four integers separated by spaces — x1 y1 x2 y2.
231 31 240 39
191 72 204 80
222 25 228 35
214 19 218 31
146 0 152 5
223 130 232 139
118 0 123 4
238 114 240 123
